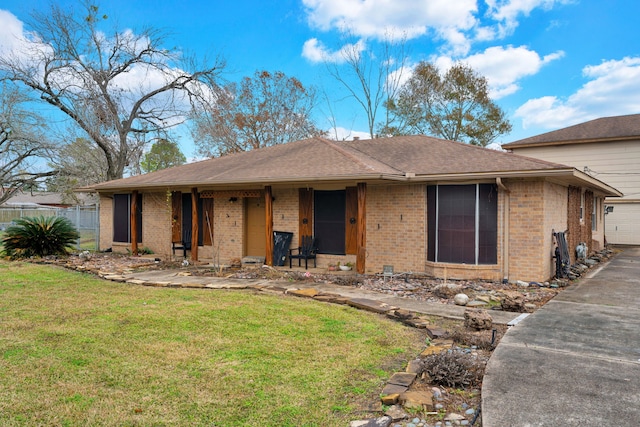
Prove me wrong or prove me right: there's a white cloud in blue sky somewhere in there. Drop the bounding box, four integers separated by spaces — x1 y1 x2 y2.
516 57 640 129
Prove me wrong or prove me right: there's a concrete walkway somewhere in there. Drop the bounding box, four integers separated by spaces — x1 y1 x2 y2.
108 268 522 325
482 247 640 426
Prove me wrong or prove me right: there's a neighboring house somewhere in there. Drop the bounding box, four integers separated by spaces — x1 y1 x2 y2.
1 191 97 208
90 135 620 282
503 114 640 246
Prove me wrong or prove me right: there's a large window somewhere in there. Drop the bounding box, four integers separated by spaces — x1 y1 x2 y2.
427 184 497 264
113 193 142 243
314 190 346 254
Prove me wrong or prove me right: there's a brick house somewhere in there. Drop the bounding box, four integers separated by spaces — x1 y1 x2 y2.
90 135 620 282
503 113 640 246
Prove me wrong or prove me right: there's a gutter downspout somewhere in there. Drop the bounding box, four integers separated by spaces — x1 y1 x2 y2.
496 178 510 283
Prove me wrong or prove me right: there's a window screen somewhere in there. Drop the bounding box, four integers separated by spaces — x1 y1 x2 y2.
314 190 346 254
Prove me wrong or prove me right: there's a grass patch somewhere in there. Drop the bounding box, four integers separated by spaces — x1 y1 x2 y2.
0 261 426 426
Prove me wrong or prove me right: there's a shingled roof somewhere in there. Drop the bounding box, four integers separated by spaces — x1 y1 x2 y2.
503 113 640 148
90 135 621 196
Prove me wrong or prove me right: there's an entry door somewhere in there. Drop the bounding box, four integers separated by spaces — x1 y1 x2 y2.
244 198 266 256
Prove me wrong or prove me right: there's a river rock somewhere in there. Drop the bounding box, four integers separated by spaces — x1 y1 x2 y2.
453 293 470 306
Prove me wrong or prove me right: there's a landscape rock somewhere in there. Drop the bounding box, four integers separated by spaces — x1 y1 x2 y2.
444 412 466 421
433 283 463 299
349 416 392 427
385 404 409 422
500 290 525 311
464 308 493 330
453 293 470 306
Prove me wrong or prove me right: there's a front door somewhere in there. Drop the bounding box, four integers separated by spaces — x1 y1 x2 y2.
244 197 266 257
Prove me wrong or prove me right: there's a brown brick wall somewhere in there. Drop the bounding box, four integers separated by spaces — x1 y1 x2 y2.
141 192 172 257
506 179 547 281
99 194 113 251
98 178 574 282
543 181 569 279
366 184 426 274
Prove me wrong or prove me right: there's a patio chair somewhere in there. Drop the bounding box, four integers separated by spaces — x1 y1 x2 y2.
172 229 192 258
289 235 317 269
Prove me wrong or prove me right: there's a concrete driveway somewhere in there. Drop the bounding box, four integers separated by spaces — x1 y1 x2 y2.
482 247 640 426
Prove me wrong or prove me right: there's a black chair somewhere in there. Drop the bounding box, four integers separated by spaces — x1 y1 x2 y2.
172 229 192 258
289 235 317 269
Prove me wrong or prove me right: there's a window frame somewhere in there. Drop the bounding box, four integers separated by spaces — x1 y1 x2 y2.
427 184 498 265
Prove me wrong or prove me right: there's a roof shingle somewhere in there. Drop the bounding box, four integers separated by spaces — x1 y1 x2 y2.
503 113 640 147
92 135 572 191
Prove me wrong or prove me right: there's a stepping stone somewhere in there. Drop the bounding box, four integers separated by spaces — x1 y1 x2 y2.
314 294 349 304
287 288 319 298
405 359 423 374
347 298 395 314
399 390 434 411
381 383 408 396
467 300 489 307
387 372 417 387
425 326 447 339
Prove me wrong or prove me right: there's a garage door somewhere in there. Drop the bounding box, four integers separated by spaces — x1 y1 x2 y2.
605 202 640 245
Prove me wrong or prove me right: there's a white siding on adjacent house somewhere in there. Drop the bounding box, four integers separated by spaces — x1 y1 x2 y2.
510 140 640 201
509 139 639 245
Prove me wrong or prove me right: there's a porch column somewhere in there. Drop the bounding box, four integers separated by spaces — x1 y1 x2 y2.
265 185 274 266
191 188 199 261
356 182 366 274
130 190 138 255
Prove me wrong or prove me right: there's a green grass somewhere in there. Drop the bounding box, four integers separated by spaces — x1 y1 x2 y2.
0 261 426 426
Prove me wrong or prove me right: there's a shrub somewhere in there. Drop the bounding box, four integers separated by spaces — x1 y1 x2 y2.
422 349 487 388
1 216 80 258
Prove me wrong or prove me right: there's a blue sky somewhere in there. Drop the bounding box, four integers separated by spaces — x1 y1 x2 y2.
2 0 640 158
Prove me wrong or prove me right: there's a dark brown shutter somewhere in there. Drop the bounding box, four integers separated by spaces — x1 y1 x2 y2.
171 191 182 243
299 188 313 238
191 188 199 260
345 186 358 255
202 198 214 246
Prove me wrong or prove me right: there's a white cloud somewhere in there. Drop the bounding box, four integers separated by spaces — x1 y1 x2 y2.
302 37 366 63
0 10 27 56
302 0 477 55
486 0 574 38
327 126 371 141
301 0 574 58
515 57 640 129
435 46 564 99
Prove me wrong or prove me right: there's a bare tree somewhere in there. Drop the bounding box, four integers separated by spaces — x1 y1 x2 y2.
0 84 56 204
325 32 408 139
46 137 108 201
191 70 323 158
384 61 512 146
0 1 224 181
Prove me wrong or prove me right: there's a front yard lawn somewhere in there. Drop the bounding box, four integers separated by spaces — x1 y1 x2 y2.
0 261 426 426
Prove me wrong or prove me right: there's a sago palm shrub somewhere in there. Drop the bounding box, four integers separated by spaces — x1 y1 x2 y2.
1 216 80 258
